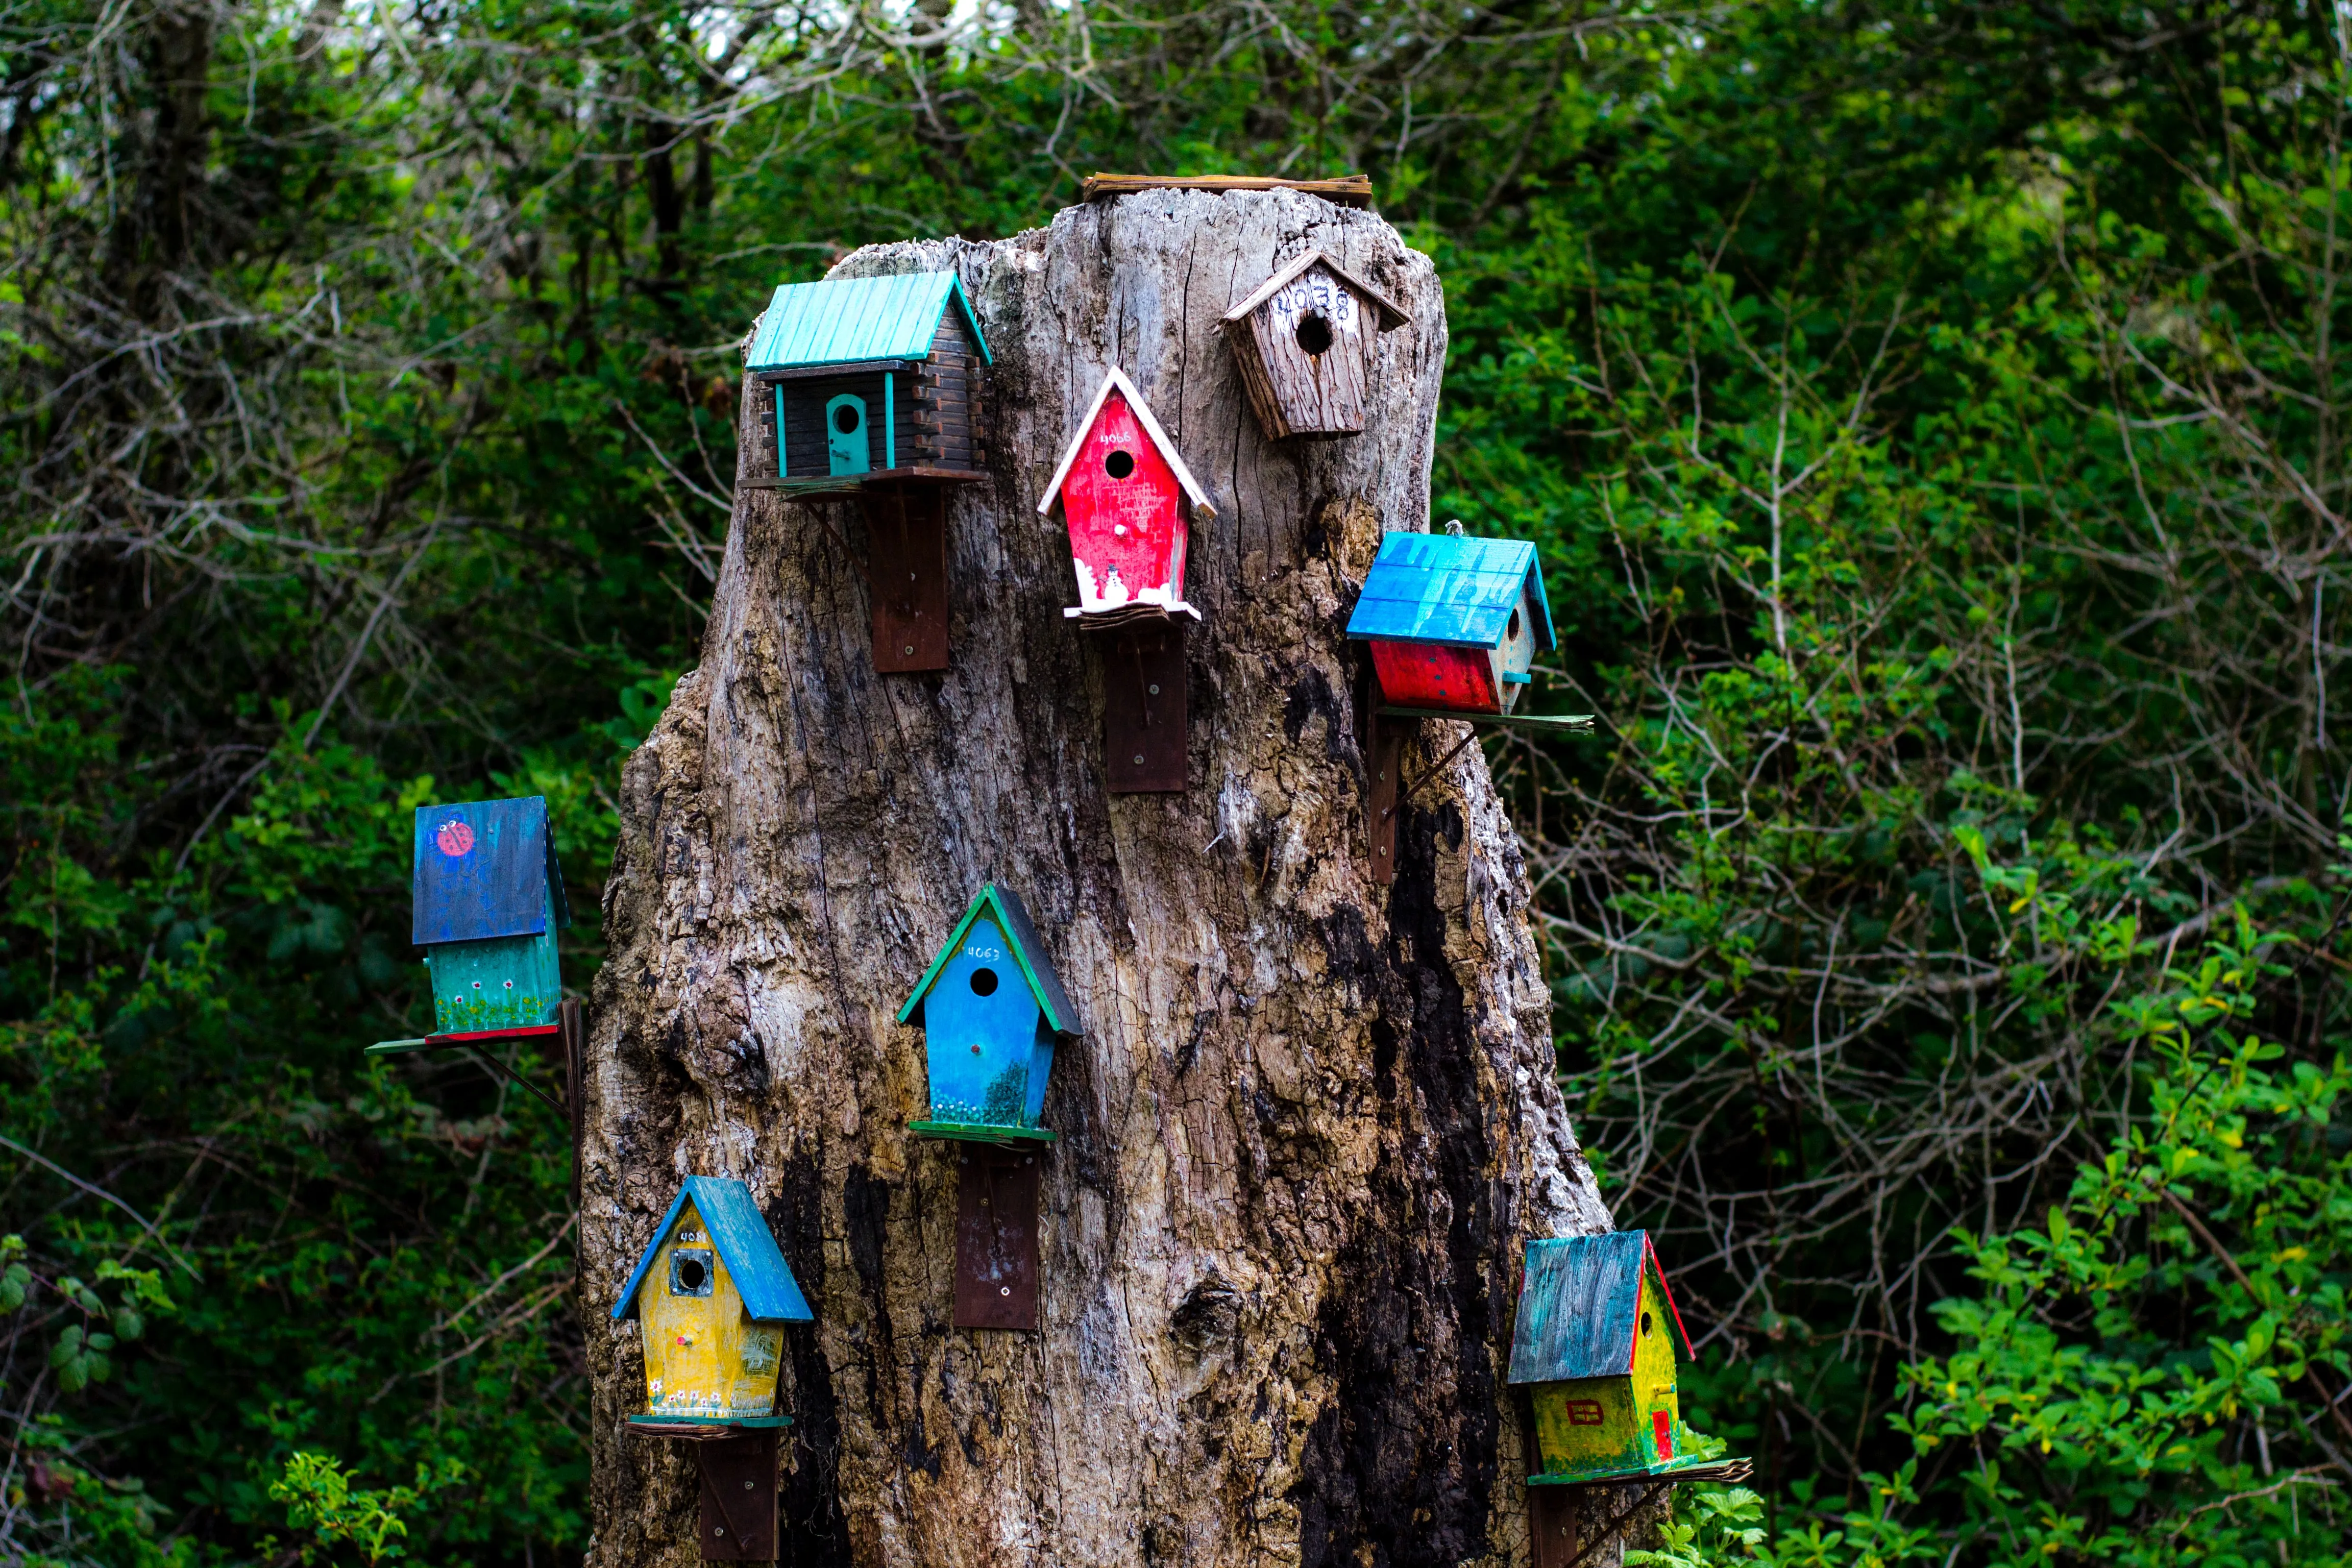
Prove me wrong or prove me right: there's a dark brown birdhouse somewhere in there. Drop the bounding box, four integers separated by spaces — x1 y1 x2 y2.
1222 250 1411 439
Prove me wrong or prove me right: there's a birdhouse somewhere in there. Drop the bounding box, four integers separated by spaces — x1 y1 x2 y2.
1038 369 1213 792
1038 366 1215 621
1347 528 1555 716
742 270 991 488
1508 1231 1729 1485
614 1177 814 1562
411 797 571 1038
898 885 1080 1143
612 1176 814 1425
1222 249 1411 439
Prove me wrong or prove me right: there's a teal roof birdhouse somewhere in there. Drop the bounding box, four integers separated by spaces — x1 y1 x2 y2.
411 797 570 1038
741 271 991 491
1509 1232 1746 1485
898 886 1079 1143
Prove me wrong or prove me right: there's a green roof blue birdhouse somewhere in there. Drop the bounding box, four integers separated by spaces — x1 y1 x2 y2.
612 1177 814 1426
741 271 992 491
897 886 1079 1143
1509 1232 1742 1485
411 797 570 1038
1348 529 1556 716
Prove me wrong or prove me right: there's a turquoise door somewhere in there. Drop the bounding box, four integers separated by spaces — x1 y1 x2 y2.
825 394 870 475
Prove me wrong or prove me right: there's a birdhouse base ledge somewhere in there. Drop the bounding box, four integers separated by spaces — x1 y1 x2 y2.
1527 1455 1753 1487
907 1119 1058 1146
626 1414 793 1440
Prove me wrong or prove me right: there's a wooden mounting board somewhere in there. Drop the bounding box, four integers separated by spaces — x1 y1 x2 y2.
1366 707 1403 885
862 483 950 672
1529 1485 1579 1568
1100 622 1187 793
953 1147 1041 1330
696 1427 779 1561
1080 172 1373 208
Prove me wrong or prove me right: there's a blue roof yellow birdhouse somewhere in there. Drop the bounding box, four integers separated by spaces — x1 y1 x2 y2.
741 271 992 489
1348 529 1556 716
412 797 570 1038
1509 1232 1736 1484
612 1177 815 1426
898 886 1079 1143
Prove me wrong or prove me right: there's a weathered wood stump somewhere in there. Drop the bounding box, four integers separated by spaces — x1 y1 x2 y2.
582 188 1614 1568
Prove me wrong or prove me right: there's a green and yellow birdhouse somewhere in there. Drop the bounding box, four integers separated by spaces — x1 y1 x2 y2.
1509 1231 1738 1485
411 796 569 1038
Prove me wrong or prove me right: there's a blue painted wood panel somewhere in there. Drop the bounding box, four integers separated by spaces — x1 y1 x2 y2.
1345 531 1556 652
613 1176 815 1325
423 886 562 1032
746 271 992 371
412 797 570 945
1509 1232 1650 1383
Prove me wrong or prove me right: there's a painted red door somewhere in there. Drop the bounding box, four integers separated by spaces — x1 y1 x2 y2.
1060 389 1188 612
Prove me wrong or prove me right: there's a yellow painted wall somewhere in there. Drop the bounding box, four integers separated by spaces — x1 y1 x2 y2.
638 1203 786 1420
1529 1266 1683 1478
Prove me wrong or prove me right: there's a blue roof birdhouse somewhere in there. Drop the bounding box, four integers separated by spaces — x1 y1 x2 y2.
612 1177 814 1425
1509 1232 1741 1485
1348 528 1556 716
898 886 1079 1143
741 271 992 489
412 797 570 1037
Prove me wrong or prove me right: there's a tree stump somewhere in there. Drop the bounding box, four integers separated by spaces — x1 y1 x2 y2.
583 189 1614 1568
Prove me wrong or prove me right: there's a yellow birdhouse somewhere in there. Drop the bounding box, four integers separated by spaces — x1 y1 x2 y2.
1508 1232 1746 1485
612 1177 814 1426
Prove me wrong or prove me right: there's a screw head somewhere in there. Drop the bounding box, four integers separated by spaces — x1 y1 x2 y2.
999 1286 1011 1296
903 645 915 656
1148 683 1160 696
744 1481 755 1491
714 1527 726 1537
1133 754 1145 765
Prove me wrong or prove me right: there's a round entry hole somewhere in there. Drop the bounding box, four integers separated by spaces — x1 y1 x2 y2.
1508 609 1522 640
1295 312 1334 355
1104 449 1135 479
1641 1310 1654 1336
833 403 861 434
969 967 1000 996
676 1257 708 1291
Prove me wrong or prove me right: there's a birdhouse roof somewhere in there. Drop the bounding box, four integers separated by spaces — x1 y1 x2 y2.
1221 249 1411 331
1036 367 1216 522
1344 531 1557 652
746 270 993 372
412 796 572 947
897 884 1081 1038
1507 1231 1693 1384
610 1177 815 1325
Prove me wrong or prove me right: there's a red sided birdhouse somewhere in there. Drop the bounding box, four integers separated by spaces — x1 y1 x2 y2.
1038 366 1215 621
1038 367 1216 794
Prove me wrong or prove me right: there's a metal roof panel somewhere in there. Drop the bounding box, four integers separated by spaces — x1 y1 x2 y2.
1345 532 1556 651
747 271 991 371
1508 1232 1650 1383
412 797 569 946
610 1177 815 1325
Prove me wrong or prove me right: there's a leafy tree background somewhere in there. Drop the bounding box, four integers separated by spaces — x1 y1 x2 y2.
1 0 2346 1564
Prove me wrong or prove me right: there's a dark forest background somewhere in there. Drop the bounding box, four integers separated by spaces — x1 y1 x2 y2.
2 1 2347 1563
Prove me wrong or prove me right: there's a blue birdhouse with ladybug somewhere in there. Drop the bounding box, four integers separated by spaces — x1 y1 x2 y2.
898 886 1079 1143
411 796 570 1038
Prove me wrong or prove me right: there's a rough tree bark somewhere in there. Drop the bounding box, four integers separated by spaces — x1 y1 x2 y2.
582 189 1615 1568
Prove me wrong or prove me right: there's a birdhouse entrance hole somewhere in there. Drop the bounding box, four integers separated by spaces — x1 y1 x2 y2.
1104 449 1135 479
1295 312 1334 356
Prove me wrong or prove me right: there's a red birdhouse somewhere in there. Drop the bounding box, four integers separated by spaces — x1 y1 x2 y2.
1038 367 1216 620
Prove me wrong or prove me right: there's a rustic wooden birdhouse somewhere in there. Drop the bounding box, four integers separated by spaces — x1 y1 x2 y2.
411 796 571 1039
740 270 992 676
741 270 990 489
1348 526 1555 716
1509 1232 1717 1484
614 1176 814 1562
1222 249 1410 439
1038 368 1214 792
899 884 1079 1144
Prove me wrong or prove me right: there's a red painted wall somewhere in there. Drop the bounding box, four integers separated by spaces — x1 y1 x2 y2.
1370 640 1501 712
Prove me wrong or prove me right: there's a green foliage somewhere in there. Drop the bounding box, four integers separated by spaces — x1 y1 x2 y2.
270 1454 462 1568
